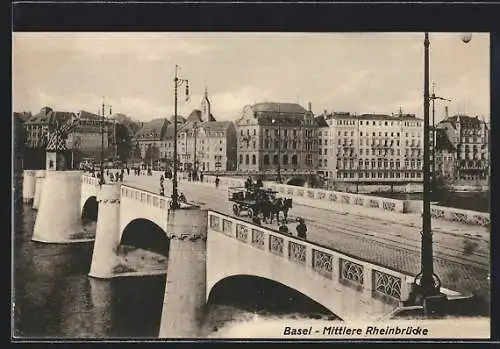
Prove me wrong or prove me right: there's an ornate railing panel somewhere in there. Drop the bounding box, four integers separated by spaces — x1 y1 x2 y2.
382 201 396 211
288 241 306 264
373 270 402 301
340 258 364 287
222 219 233 236
236 224 249 242
210 215 221 231
312 249 333 279
251 229 265 249
269 235 284 256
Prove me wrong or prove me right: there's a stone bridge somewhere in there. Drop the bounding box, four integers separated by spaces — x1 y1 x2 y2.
24 171 467 338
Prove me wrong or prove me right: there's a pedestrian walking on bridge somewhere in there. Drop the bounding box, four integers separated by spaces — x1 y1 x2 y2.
296 217 307 240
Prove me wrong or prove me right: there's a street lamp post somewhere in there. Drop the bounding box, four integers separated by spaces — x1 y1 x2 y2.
172 65 190 209
100 97 112 186
193 121 198 175
272 117 282 183
414 32 471 303
430 83 451 194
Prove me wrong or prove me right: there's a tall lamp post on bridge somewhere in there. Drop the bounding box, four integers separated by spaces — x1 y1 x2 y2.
172 65 190 209
193 121 198 176
430 83 451 194
100 97 112 186
272 116 282 184
413 32 471 304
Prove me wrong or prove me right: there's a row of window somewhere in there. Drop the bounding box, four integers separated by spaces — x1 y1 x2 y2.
336 171 423 179
239 154 299 166
333 120 421 127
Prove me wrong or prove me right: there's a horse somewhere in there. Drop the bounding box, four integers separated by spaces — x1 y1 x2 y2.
281 198 293 223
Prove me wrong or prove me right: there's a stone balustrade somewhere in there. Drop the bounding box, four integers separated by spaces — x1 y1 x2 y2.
120 185 171 210
82 175 100 187
202 175 405 213
207 210 412 305
430 205 490 227
200 175 489 227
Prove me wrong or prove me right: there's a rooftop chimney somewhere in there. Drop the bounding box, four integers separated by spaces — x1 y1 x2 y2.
308 101 312 112
323 109 327 116
445 106 449 119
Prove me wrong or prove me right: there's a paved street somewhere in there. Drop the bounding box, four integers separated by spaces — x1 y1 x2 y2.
119 174 490 307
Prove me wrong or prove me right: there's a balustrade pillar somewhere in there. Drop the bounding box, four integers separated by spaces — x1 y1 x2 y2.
33 170 46 210
22 170 37 204
89 184 121 278
32 171 91 243
159 207 208 338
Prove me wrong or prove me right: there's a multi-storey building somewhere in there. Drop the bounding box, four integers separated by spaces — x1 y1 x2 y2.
177 89 237 172
134 118 170 160
316 114 330 177
235 102 318 173
320 110 424 183
435 114 489 182
23 107 75 148
65 110 117 158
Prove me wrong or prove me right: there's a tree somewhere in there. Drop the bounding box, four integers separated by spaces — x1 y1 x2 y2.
115 123 132 161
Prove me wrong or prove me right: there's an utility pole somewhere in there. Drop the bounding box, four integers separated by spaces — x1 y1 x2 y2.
100 99 105 185
172 65 190 209
430 82 451 194
193 121 198 174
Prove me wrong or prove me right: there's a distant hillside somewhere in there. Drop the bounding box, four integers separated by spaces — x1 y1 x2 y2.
111 113 143 135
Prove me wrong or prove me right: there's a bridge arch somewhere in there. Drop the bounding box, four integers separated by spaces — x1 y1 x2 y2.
120 218 170 257
81 196 99 221
207 274 340 320
285 176 306 187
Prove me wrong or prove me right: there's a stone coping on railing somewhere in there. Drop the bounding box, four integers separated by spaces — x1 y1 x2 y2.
82 175 100 187
201 175 489 227
207 210 412 305
430 205 490 227
120 184 194 211
202 175 405 213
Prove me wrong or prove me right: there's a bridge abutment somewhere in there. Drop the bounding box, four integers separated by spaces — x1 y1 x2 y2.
89 184 121 279
33 170 46 210
159 207 208 338
32 170 93 243
22 170 37 204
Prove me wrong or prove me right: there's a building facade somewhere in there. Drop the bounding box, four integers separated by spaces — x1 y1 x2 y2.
23 107 75 148
133 118 171 161
235 102 319 174
319 110 424 184
435 114 489 183
177 89 237 172
65 110 114 157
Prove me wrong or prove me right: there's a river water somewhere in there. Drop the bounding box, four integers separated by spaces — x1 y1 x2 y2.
13 204 334 339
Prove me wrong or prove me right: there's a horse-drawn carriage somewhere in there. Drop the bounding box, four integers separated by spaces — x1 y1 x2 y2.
228 186 292 223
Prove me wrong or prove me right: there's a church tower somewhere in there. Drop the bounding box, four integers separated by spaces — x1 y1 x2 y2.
200 86 211 122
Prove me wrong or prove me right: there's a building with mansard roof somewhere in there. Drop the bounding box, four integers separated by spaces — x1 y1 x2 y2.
133 118 171 160
235 101 318 174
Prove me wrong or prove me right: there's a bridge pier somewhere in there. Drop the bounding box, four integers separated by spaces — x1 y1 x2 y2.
33 170 46 210
22 170 37 204
159 207 208 338
89 184 121 279
32 170 93 243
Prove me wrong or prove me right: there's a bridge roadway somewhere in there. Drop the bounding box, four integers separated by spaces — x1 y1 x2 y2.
118 174 489 302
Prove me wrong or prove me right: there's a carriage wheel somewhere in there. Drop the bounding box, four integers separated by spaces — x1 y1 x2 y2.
233 204 240 216
247 208 254 219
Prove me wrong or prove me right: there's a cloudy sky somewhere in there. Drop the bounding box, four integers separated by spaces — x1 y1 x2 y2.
13 32 489 123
